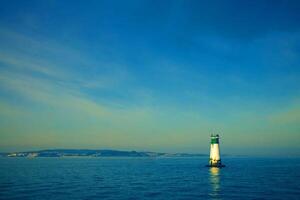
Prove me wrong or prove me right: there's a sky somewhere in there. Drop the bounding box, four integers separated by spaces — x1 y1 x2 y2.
0 0 299 156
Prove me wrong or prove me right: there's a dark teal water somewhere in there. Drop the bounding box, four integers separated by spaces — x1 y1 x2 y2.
0 157 299 200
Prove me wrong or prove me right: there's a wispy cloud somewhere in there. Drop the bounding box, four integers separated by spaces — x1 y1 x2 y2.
0 28 135 101
0 52 68 79
0 69 109 117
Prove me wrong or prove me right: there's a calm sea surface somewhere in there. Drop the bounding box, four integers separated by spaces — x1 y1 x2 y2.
0 157 299 200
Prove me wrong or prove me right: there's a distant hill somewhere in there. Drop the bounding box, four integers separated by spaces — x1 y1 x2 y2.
0 149 207 158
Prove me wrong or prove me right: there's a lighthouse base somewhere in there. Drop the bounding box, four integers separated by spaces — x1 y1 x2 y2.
206 161 225 168
206 163 225 168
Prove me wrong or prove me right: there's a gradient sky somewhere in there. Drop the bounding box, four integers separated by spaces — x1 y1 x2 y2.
0 0 300 155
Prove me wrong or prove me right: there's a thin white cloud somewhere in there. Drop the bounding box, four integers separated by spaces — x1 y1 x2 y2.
0 52 68 79
0 28 132 91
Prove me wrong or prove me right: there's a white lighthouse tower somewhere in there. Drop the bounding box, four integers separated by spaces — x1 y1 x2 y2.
207 134 225 167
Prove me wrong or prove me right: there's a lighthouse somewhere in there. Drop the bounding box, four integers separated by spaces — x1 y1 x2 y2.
207 134 225 167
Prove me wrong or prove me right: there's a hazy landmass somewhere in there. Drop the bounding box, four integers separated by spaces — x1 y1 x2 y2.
0 149 206 158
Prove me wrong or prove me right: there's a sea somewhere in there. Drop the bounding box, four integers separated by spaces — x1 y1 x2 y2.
0 157 299 200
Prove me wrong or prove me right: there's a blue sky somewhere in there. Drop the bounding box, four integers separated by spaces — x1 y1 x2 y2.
0 0 299 155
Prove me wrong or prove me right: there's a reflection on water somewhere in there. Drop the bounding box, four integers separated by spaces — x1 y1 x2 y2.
209 167 221 200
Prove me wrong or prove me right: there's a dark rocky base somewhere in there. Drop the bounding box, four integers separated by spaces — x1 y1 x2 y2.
205 164 226 168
